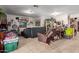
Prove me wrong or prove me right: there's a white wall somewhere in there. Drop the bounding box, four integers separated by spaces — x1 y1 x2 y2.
7 14 25 31
7 14 25 23
40 16 46 27
40 13 79 27
54 14 69 25
8 13 78 29
70 14 79 30
70 14 79 21
70 14 79 18
7 14 45 29
40 15 52 27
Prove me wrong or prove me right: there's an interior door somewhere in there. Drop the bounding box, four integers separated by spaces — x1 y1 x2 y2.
78 21 79 31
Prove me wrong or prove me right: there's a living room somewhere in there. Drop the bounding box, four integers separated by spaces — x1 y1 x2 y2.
0 5 79 53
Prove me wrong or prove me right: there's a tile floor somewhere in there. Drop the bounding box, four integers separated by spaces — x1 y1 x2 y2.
12 32 79 53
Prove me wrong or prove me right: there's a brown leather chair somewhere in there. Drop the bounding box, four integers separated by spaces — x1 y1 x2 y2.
38 33 47 43
37 28 56 44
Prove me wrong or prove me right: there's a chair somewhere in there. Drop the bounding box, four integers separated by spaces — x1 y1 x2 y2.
37 28 58 44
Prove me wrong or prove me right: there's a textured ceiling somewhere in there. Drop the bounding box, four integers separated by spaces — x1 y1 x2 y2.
0 5 79 17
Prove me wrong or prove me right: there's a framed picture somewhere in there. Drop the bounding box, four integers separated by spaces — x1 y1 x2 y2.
35 20 40 26
19 22 27 28
8 22 11 26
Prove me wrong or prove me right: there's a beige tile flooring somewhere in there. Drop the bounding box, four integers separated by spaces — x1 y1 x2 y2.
12 32 79 53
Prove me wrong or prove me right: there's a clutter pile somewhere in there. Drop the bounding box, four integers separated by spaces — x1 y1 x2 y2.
0 30 19 53
3 32 19 53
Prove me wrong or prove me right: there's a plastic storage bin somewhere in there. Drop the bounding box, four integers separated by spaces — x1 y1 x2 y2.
3 32 19 53
4 42 18 53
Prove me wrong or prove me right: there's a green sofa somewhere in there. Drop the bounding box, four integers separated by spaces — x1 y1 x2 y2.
21 27 46 38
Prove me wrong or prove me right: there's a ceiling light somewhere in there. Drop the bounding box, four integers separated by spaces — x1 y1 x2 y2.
24 9 34 14
33 5 39 8
51 11 62 16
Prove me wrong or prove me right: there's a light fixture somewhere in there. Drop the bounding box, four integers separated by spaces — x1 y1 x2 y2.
33 5 39 8
51 11 62 16
24 9 34 14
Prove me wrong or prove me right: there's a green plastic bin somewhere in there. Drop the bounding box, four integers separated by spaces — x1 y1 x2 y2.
4 42 18 53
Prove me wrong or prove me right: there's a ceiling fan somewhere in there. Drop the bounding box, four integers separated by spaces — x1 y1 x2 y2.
33 5 39 8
